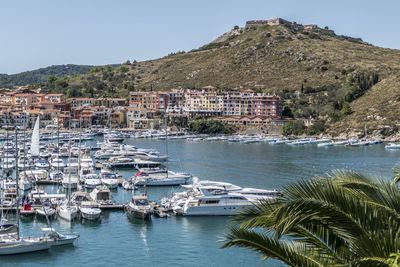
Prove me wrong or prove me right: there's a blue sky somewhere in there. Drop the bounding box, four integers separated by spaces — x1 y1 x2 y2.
1 0 399 74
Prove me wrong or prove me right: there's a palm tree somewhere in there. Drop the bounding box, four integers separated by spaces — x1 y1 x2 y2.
221 170 400 266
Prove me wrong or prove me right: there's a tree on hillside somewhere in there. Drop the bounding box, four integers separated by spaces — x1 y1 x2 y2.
282 120 306 136
342 101 353 115
282 106 294 118
47 75 57 88
188 120 234 134
222 169 400 266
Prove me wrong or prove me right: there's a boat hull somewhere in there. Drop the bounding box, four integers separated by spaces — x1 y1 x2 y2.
134 178 187 186
50 235 79 246
0 240 51 255
179 204 252 216
126 205 151 220
58 207 78 221
80 209 101 220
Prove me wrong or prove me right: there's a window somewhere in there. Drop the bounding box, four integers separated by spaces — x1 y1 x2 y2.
205 200 220 204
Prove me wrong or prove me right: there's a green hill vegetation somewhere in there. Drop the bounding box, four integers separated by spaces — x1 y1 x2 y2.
0 64 95 88
8 22 400 136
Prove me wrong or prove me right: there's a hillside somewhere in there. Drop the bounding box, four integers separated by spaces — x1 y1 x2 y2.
0 64 94 88
19 21 400 136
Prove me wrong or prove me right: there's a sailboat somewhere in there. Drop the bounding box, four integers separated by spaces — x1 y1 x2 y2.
0 128 52 255
30 116 40 158
58 127 78 221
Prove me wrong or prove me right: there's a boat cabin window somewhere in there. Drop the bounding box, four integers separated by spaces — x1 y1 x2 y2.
134 199 149 206
98 192 110 200
204 200 220 204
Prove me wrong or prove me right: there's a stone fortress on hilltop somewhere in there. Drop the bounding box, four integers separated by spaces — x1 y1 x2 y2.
245 17 334 33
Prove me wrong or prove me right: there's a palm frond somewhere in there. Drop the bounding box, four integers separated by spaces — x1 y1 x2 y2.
221 227 328 267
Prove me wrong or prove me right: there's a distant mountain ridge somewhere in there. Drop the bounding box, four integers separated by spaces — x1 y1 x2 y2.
0 64 95 88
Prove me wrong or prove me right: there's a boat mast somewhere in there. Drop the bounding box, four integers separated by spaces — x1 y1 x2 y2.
23 120 26 168
165 110 168 178
67 115 72 205
78 117 82 187
5 116 8 177
14 127 20 240
57 120 60 173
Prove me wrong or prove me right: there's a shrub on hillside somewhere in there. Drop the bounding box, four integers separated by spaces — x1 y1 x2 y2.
188 120 234 135
282 120 306 136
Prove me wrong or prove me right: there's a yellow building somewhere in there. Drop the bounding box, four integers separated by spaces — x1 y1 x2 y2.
0 93 14 105
110 110 127 128
201 91 217 111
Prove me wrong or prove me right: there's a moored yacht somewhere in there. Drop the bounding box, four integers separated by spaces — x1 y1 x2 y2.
49 156 65 170
126 195 152 220
99 170 119 189
132 171 191 186
105 156 137 168
34 159 50 169
84 173 102 189
173 190 258 216
89 185 115 205
79 201 101 220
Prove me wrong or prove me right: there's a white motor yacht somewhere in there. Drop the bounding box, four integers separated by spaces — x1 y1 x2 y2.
172 182 279 216
99 170 119 189
173 191 255 216
89 185 115 205
133 158 162 169
79 166 96 182
105 156 137 168
79 201 101 220
49 157 65 170
386 143 400 149
39 151 51 158
84 174 102 189
34 159 50 169
132 171 191 186
126 195 152 220
94 149 119 159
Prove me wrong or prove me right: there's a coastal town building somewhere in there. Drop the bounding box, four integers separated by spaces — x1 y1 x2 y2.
0 85 283 130
0 110 30 129
69 98 95 108
129 87 283 119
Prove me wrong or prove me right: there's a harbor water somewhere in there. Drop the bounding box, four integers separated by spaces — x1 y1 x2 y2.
2 137 400 266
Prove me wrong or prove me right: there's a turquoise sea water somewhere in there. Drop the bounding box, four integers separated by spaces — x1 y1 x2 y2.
2 138 400 266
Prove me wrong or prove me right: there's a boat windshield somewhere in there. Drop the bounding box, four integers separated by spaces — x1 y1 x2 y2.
134 199 149 206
